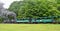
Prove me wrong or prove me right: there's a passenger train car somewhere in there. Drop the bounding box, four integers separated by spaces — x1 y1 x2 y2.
16 17 56 24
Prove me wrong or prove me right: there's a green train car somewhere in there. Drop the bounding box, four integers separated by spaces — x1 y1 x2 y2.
31 19 53 23
16 17 55 23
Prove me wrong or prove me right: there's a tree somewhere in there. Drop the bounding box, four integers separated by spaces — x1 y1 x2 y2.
9 0 60 23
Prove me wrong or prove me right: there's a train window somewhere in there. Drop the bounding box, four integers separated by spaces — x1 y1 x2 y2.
36 18 40 20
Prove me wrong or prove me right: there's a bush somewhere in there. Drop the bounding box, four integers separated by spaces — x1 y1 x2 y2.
0 17 3 23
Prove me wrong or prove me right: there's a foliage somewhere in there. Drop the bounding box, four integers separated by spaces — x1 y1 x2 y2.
0 17 3 23
8 15 14 20
9 0 60 19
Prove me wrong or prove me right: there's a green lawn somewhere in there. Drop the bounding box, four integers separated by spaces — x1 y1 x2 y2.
0 24 60 31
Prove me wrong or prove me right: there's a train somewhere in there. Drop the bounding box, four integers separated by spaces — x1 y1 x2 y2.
16 17 57 24
3 17 60 24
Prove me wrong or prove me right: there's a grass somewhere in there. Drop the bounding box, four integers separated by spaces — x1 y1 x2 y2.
0 24 60 31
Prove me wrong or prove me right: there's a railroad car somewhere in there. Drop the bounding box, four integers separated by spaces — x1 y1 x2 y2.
16 17 55 23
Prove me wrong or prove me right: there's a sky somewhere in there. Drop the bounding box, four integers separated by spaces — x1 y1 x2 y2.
0 0 21 9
